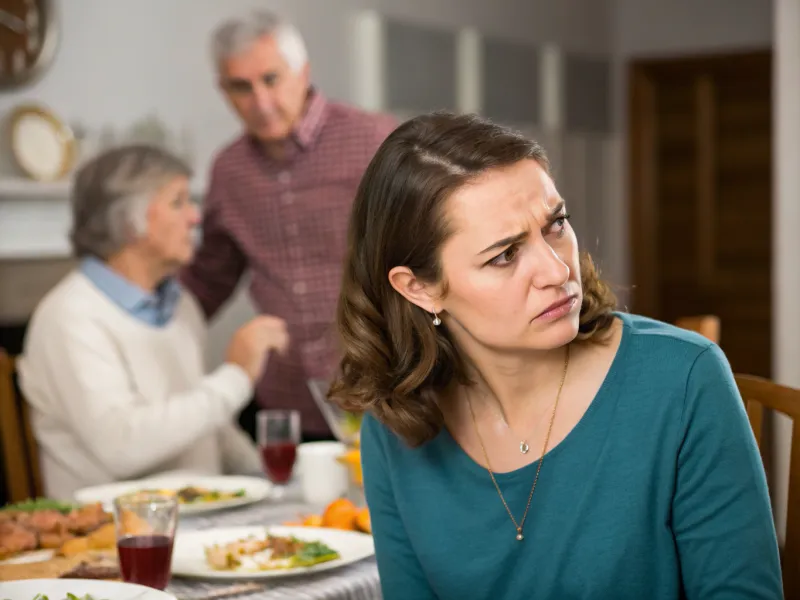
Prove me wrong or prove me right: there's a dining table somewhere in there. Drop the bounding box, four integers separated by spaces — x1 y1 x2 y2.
165 481 382 600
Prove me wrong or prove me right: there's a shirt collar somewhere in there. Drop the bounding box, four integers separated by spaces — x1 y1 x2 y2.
292 87 328 150
80 256 181 319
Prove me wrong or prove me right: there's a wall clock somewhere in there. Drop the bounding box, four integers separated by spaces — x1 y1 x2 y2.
0 0 59 89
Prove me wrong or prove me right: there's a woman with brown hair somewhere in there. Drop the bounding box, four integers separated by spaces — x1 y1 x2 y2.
329 113 781 599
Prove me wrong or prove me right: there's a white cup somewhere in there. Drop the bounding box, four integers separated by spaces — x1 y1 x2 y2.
296 441 349 507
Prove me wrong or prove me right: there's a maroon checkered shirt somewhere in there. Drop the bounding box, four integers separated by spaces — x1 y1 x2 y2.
181 90 397 435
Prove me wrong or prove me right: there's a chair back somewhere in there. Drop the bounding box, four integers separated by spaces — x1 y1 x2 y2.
0 349 43 501
675 315 721 343
736 373 800 597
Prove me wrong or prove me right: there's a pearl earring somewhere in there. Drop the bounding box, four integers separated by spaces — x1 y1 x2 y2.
432 311 442 326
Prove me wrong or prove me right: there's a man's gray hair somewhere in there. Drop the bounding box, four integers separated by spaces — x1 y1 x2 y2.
69 145 192 259
211 10 308 72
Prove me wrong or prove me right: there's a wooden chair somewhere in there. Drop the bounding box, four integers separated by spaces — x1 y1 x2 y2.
736 374 800 597
0 349 43 502
675 315 721 343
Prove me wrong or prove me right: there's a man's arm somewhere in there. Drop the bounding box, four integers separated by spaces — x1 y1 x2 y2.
181 162 247 320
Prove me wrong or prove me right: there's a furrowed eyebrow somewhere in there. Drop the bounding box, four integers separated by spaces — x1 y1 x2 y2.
478 231 528 255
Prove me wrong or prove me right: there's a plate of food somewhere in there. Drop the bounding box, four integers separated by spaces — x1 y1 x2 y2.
0 499 116 567
0 578 175 600
73 474 272 515
170 525 374 579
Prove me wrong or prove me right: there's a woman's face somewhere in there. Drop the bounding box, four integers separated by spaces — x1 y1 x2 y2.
433 159 582 354
142 175 199 268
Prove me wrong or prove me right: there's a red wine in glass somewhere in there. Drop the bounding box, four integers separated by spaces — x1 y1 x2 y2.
260 441 297 484
117 534 174 590
257 409 301 496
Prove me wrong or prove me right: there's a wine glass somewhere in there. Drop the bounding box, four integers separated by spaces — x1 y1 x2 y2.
112 491 178 590
257 409 301 499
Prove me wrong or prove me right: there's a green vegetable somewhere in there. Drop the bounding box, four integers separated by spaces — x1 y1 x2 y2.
1 498 77 514
290 540 340 567
27 595 102 600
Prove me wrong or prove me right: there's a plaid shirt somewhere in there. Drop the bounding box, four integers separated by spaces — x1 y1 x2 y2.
181 91 397 434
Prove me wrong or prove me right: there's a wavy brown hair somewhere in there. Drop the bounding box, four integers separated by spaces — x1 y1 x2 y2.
328 112 617 447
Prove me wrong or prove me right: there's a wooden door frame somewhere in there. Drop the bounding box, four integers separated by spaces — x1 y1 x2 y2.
627 50 772 318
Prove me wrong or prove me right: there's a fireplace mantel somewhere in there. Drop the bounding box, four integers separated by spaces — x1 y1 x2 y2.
0 177 205 260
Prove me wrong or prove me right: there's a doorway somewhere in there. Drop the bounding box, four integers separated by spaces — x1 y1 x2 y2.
628 50 772 377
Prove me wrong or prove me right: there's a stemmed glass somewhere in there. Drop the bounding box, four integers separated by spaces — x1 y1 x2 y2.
257 409 301 499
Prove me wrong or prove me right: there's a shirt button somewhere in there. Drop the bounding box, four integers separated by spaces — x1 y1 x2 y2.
286 223 298 236
281 192 294 205
278 171 291 184
293 281 307 295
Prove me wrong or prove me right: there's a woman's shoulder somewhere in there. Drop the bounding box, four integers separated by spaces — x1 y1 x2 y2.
612 311 736 405
30 269 107 323
615 311 718 369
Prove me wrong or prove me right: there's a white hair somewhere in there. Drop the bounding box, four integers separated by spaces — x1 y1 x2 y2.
70 145 192 259
211 10 308 72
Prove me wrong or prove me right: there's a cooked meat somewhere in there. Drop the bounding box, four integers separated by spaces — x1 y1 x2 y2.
22 509 69 533
60 560 120 580
0 522 37 559
178 486 203 502
66 503 111 534
39 530 75 549
267 535 301 558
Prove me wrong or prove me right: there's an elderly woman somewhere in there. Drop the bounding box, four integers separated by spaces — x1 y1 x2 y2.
18 145 288 500
329 113 783 599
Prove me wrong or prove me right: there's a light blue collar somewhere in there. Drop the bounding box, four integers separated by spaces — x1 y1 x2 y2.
80 256 182 327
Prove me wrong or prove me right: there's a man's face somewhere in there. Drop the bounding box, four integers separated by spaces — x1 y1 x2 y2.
218 34 310 143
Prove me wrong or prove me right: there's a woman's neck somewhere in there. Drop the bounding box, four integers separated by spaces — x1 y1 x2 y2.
463 344 571 426
106 251 173 292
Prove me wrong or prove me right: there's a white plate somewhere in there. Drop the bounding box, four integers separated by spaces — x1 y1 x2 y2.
171 525 375 579
0 549 54 565
73 474 272 515
0 578 175 600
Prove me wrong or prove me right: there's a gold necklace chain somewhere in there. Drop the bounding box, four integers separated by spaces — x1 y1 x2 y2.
467 345 570 542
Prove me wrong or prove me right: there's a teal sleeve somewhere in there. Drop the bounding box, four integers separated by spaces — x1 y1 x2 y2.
673 345 783 598
361 414 438 600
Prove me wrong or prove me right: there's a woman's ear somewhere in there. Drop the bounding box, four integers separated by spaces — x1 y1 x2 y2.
388 266 442 313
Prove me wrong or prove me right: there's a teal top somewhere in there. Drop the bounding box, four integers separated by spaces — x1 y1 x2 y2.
361 313 782 599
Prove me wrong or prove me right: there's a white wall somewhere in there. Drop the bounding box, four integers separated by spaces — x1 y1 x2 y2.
0 0 612 365
613 0 772 57
772 0 799 547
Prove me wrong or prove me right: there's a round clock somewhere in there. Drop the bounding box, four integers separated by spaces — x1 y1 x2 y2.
0 0 59 89
9 104 76 181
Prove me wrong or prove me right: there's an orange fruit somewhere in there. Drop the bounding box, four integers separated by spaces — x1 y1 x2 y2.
303 514 323 527
336 448 363 486
322 497 358 530
355 507 371 534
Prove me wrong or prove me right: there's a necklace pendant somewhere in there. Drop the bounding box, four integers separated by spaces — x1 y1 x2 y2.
516 529 524 541
520 441 530 454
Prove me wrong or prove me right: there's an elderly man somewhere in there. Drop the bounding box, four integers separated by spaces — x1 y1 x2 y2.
18 145 288 499
181 10 397 441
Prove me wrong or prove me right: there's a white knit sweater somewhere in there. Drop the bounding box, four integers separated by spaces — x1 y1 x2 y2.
18 271 261 500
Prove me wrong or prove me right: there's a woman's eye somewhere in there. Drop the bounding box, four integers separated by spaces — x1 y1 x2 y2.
549 213 571 237
489 244 519 267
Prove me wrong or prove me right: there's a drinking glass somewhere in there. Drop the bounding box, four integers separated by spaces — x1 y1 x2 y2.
112 491 178 590
257 409 301 499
